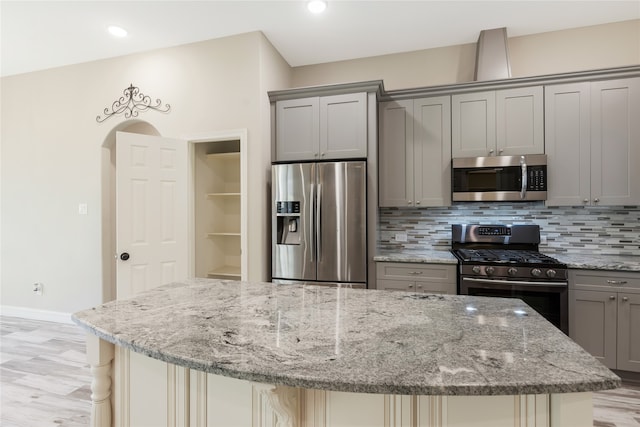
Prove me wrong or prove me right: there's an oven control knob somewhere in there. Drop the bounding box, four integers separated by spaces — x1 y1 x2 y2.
472 266 481 274
531 268 542 277
546 269 557 278
507 267 518 276
485 266 495 276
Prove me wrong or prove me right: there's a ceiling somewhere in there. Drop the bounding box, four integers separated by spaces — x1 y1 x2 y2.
1 1 639 77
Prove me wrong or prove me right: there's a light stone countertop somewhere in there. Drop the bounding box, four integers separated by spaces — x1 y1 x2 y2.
72 278 619 396
549 253 640 272
374 248 457 264
375 248 640 272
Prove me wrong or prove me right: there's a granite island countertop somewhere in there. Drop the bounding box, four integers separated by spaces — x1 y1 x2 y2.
72 278 619 396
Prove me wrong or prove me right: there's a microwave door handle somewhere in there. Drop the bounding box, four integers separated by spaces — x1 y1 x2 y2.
520 156 527 199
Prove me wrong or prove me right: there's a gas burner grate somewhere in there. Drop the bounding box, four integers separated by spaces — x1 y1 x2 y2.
455 249 563 265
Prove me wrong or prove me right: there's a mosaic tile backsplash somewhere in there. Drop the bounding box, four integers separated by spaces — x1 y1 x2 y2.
378 203 640 256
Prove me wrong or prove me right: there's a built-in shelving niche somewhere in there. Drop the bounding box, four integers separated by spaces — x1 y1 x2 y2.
193 140 242 280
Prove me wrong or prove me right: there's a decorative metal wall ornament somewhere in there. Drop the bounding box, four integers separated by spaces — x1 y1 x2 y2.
96 84 171 123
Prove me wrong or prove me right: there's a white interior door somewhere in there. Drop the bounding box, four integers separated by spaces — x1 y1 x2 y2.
116 131 188 299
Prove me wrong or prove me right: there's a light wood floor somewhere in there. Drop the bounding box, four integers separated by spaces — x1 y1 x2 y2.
1 315 639 426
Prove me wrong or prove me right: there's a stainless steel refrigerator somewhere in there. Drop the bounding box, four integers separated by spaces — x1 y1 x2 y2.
272 161 367 288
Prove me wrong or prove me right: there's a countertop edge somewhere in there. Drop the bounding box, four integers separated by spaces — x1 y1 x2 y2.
72 314 620 395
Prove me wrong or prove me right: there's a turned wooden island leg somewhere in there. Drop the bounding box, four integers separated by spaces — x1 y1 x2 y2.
86 334 115 427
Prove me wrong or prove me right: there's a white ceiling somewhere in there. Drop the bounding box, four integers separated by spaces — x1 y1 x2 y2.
1 0 639 77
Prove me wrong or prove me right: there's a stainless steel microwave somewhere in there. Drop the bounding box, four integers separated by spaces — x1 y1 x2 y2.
452 154 547 202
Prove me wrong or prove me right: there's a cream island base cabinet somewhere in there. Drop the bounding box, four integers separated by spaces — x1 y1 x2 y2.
86 336 593 427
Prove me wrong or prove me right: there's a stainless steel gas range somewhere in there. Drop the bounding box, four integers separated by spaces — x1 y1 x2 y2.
451 224 568 334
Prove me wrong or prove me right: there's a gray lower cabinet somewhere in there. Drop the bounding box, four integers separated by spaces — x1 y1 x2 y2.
376 262 456 294
275 92 367 161
569 269 640 372
545 77 640 206
378 96 451 207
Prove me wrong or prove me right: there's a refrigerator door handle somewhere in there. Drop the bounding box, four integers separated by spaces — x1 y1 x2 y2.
316 183 322 262
310 182 316 262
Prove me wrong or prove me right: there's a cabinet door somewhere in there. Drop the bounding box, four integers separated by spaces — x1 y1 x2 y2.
452 91 496 157
320 92 367 159
617 293 640 372
413 96 452 207
569 289 617 369
544 83 591 206
590 77 640 206
275 97 320 161
496 86 544 155
378 100 413 207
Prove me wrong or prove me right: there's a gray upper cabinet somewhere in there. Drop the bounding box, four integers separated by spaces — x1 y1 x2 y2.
275 97 320 162
275 92 367 162
452 86 543 158
546 77 640 206
379 96 451 207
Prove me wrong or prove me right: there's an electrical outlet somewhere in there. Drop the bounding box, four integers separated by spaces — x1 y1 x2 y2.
395 233 408 242
33 283 43 296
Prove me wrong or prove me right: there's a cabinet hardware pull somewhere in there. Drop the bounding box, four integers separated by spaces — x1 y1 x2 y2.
622 297 629 302
594 198 600 203
409 271 423 275
607 280 627 285
609 296 616 300
583 198 589 203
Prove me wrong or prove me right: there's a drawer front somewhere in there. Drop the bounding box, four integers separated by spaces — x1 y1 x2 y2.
376 262 456 283
377 280 415 292
377 279 456 295
569 269 640 293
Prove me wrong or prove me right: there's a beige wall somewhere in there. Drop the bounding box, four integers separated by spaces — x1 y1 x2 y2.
0 31 290 314
292 20 640 90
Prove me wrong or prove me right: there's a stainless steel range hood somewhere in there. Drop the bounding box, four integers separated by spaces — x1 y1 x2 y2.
474 27 512 81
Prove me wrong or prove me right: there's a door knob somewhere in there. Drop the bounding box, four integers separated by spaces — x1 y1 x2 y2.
609 295 616 300
622 296 629 302
120 252 130 261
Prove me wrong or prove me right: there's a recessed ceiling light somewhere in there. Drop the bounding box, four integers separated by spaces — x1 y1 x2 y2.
107 25 128 38
307 0 327 14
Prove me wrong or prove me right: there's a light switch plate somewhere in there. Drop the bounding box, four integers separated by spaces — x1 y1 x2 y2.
78 203 88 215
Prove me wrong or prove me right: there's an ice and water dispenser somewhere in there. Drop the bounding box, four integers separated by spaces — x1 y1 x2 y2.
275 201 301 245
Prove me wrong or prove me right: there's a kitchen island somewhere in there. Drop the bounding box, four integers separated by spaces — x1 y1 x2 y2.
73 278 619 427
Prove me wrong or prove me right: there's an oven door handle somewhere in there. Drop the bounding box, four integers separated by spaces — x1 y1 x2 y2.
463 277 568 287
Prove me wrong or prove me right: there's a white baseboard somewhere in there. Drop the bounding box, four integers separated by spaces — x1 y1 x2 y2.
0 305 73 324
